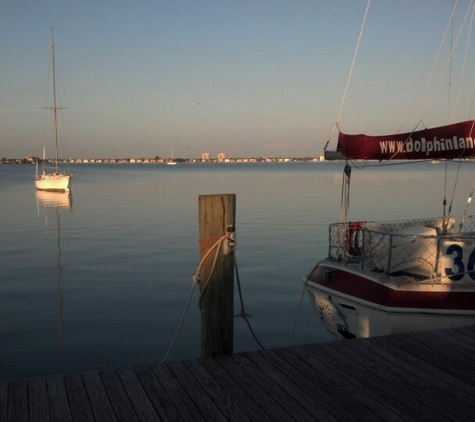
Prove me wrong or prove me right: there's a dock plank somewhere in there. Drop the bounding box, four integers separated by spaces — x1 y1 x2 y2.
197 356 273 421
134 365 181 421
432 327 475 352
2 325 475 421
231 352 315 421
82 371 116 422
277 346 375 421
213 354 292 421
45 375 72 422
117 367 159 422
246 350 339 421
63 373 95 422
167 360 226 421
331 336 464 421
368 333 475 421
271 347 364 421
458 325 475 340
7 379 28 422
0 381 8 421
152 363 203 421
415 330 475 363
343 336 467 407
407 330 475 370
303 343 409 422
370 333 475 395
28 377 50 422
182 358 250 421
99 369 139 422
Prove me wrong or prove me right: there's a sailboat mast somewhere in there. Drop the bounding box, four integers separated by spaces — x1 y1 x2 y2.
51 28 59 174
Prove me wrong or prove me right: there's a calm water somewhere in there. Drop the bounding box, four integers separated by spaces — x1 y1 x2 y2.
1 160 475 381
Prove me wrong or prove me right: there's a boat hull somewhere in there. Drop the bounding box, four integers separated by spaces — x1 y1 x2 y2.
35 173 71 192
305 261 475 340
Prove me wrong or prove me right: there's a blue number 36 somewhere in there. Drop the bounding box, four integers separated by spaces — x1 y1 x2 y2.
444 244 475 281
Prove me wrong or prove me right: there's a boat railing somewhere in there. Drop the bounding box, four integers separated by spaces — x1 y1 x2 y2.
328 216 475 278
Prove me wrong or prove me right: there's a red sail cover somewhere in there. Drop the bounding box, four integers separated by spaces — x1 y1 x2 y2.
337 120 475 160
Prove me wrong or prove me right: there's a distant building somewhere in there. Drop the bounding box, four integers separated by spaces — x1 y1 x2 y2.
217 152 226 162
201 152 211 162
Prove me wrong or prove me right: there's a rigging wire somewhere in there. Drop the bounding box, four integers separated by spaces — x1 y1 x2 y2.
446 160 462 219
330 0 370 233
419 1 474 126
458 182 475 232
443 160 449 219
443 2 475 222
397 0 460 133
396 0 472 155
340 164 351 223
451 1 475 122
329 0 371 141
469 67 475 116
339 163 352 261
449 0 455 121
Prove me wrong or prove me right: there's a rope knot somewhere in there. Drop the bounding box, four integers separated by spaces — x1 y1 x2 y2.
224 225 236 255
235 310 252 319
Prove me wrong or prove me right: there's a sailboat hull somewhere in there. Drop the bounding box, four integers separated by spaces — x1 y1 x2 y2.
305 259 475 340
306 276 475 340
35 173 71 192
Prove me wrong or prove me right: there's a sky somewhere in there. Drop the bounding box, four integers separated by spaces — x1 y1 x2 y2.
2 0 475 159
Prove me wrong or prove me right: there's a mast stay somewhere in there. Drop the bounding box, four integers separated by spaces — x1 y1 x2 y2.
42 27 67 175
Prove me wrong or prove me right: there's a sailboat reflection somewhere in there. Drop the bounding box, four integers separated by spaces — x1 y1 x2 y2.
36 191 72 348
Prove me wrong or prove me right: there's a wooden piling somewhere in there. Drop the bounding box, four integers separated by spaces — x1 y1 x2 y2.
198 194 236 358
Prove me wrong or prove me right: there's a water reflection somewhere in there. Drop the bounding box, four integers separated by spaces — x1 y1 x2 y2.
36 191 73 348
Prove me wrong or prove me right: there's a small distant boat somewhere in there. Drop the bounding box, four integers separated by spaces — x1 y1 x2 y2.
167 148 177 165
35 28 72 193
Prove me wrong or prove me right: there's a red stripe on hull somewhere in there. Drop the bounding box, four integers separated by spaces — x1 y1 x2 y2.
307 264 475 311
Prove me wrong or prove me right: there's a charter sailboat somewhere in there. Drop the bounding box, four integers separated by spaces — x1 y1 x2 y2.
35 28 72 193
305 2 475 339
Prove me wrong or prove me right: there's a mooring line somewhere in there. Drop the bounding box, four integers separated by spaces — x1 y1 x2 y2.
163 227 308 361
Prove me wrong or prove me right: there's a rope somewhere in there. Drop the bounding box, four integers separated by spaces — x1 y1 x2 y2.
162 278 198 362
282 279 307 348
197 235 227 310
163 231 228 362
233 254 266 350
163 225 311 360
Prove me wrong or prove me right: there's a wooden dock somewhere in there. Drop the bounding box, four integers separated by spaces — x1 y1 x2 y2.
2 326 475 421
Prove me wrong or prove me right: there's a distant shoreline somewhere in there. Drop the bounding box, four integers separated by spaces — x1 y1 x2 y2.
2 156 327 165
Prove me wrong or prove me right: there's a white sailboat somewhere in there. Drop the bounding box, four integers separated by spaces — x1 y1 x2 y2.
304 2 475 340
167 148 177 165
35 28 72 193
